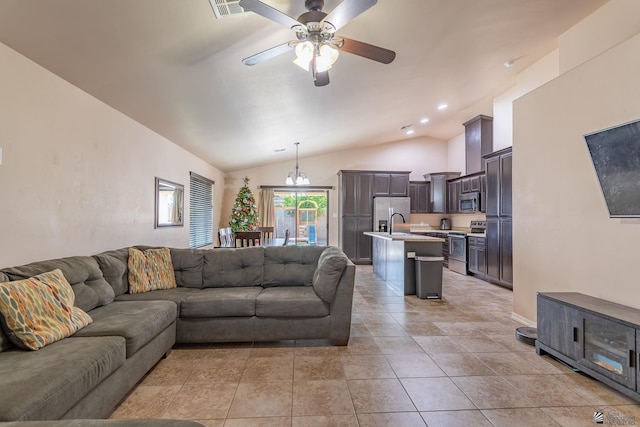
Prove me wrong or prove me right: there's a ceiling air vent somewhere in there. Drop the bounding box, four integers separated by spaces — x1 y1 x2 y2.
209 0 249 19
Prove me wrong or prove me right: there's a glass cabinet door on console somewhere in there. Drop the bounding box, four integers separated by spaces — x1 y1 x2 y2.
580 312 636 390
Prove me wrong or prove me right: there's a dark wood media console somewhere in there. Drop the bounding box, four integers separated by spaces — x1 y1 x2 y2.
536 292 640 402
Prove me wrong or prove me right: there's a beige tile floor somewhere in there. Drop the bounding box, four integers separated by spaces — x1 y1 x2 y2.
111 266 640 426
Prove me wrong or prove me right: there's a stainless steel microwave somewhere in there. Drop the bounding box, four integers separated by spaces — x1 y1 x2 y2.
459 192 480 213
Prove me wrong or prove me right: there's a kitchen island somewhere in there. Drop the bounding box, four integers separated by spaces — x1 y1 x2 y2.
364 232 445 296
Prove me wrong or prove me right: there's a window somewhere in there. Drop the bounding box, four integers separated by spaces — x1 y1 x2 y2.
189 172 214 248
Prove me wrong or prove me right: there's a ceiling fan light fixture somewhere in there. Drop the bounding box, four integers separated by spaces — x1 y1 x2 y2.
294 41 338 72
294 41 314 70
317 44 339 70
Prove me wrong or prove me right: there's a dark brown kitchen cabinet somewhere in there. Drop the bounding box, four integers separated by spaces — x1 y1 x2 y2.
500 219 513 284
341 216 373 263
468 236 486 275
426 172 460 214
480 174 487 213
537 292 640 401
447 180 460 213
459 175 481 194
484 148 512 289
339 170 410 264
374 173 409 197
409 181 430 213
341 172 373 216
463 115 493 175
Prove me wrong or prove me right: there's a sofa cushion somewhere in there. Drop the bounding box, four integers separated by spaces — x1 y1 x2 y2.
256 287 329 318
0 269 93 350
71 301 176 357
263 246 326 287
203 247 264 288
93 248 129 297
115 287 197 311
0 335 125 420
1 256 115 312
180 287 262 318
170 248 205 288
312 247 348 303
128 248 177 294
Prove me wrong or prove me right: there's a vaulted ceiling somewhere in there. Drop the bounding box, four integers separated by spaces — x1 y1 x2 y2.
0 0 606 171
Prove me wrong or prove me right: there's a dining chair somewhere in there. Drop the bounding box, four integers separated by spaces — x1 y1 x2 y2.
217 227 233 247
259 226 274 240
234 231 261 247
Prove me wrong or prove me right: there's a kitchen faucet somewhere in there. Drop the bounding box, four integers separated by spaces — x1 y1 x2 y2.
389 212 405 235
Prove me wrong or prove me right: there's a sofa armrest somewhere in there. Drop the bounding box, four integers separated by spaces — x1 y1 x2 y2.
327 261 356 345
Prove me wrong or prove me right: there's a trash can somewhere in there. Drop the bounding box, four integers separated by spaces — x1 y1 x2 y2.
415 256 444 299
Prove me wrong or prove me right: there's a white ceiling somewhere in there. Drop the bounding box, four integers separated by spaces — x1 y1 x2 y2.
0 0 606 172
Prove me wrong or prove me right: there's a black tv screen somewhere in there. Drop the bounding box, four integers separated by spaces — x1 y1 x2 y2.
585 119 640 217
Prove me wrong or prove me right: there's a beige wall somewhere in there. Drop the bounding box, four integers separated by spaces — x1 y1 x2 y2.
558 0 640 74
224 137 449 245
513 29 640 322
0 42 224 267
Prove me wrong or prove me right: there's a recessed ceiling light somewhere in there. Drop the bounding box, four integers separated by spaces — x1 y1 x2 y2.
437 103 448 111
504 59 516 68
420 117 429 124
406 129 415 135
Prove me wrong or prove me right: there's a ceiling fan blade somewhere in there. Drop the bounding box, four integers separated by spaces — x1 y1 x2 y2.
339 37 396 64
242 42 294 66
239 0 301 29
314 70 330 87
321 0 377 32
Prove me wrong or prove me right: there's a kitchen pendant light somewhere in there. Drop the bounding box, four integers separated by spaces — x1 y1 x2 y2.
285 142 310 185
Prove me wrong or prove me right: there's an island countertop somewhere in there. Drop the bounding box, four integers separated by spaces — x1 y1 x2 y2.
364 232 445 243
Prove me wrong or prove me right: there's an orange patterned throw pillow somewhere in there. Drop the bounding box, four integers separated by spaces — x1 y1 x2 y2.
127 247 177 294
0 269 93 350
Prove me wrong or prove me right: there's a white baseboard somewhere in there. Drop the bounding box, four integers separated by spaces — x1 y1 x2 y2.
511 312 536 327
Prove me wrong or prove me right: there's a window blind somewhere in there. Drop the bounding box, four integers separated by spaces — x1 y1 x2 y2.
189 172 214 248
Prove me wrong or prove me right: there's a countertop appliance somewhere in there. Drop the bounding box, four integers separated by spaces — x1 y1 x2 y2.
440 218 451 230
373 197 410 232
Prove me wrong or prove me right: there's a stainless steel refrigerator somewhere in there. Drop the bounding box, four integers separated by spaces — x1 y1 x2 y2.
373 197 411 232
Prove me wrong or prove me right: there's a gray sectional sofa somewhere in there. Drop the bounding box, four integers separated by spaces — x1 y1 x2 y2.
0 245 355 422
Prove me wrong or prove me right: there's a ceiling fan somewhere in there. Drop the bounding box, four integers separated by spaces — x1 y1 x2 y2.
238 0 396 86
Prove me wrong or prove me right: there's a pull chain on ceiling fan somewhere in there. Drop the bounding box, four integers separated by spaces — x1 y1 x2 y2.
238 0 396 86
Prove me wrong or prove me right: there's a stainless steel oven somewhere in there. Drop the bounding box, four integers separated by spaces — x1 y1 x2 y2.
448 232 468 275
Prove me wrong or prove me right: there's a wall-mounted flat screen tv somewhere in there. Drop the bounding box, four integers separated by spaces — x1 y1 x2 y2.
585 119 640 218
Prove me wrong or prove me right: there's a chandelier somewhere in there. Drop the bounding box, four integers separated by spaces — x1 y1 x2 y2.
285 142 310 185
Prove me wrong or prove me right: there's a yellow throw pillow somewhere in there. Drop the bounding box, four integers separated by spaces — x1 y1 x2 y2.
128 247 177 294
0 269 93 350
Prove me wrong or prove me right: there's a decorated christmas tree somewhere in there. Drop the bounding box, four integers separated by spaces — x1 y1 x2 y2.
229 176 260 232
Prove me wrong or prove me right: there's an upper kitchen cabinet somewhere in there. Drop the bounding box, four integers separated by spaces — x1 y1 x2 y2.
425 172 461 213
373 173 410 196
339 171 373 216
463 115 493 175
409 181 430 213
485 148 512 218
